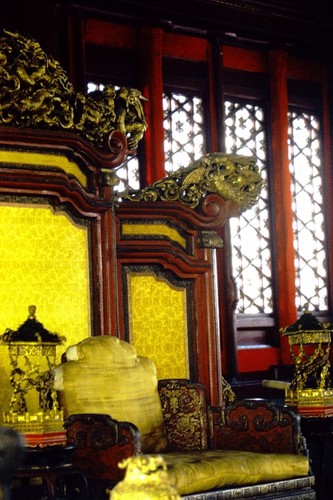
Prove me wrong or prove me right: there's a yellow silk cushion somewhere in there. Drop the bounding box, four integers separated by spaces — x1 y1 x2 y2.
53 336 168 453
162 450 310 495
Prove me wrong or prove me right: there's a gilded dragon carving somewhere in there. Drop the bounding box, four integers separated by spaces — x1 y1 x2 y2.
118 152 263 212
0 29 147 151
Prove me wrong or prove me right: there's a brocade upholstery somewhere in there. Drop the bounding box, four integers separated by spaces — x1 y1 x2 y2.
162 450 310 495
53 336 168 453
158 379 208 451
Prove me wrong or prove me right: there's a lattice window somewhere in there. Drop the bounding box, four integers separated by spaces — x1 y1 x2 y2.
225 100 272 314
163 93 273 315
86 83 140 191
288 110 328 312
163 93 205 173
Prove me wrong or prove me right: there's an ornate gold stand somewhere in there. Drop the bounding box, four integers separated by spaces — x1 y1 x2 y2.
0 306 66 446
285 388 333 417
281 308 333 417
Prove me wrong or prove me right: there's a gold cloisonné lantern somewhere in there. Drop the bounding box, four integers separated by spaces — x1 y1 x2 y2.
0 306 66 446
281 307 333 417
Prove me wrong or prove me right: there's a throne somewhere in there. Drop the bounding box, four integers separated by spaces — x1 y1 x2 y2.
54 335 315 499
0 29 315 499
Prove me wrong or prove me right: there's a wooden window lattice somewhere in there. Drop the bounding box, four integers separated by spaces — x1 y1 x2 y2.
288 110 328 312
163 93 205 173
225 100 273 314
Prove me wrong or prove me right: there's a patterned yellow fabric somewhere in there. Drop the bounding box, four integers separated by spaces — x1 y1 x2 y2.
53 336 168 453
162 450 310 495
128 273 189 379
0 204 90 413
0 205 90 341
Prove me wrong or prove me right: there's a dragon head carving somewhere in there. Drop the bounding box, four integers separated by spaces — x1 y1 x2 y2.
119 152 264 212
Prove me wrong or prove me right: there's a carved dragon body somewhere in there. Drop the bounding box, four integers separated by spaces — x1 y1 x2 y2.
0 29 147 151
119 152 264 212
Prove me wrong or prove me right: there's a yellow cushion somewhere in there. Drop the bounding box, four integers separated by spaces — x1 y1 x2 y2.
162 450 310 495
53 336 168 453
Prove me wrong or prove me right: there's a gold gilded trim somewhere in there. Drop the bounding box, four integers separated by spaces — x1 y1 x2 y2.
286 388 333 407
288 331 331 345
0 150 87 187
199 230 223 248
122 223 186 248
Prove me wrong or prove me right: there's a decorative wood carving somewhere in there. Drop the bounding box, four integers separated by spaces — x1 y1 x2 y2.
65 413 140 482
208 399 306 455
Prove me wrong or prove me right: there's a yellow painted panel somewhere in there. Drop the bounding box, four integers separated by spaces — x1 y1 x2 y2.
0 150 87 187
122 223 186 248
0 204 90 412
128 272 189 379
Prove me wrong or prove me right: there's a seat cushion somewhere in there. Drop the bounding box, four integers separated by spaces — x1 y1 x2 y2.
161 450 310 495
53 336 168 453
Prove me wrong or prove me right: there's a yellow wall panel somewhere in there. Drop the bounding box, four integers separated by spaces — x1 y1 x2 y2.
128 272 189 379
0 204 90 412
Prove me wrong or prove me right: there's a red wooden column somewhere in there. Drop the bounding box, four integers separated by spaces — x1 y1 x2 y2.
322 69 333 315
139 27 166 185
208 38 239 378
269 50 297 363
90 206 119 338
